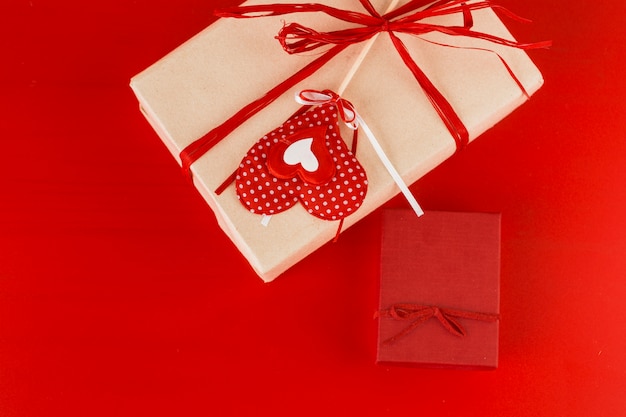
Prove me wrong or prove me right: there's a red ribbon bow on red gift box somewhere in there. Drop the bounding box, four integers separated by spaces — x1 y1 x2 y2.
376 303 500 345
179 0 550 181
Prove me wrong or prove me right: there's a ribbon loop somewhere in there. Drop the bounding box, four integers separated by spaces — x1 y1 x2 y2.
277 22 381 53
296 89 358 129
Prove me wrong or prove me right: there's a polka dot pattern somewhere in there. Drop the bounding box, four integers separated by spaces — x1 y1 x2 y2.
235 103 368 221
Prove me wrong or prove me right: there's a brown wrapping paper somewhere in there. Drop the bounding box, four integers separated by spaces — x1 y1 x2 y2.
130 0 543 281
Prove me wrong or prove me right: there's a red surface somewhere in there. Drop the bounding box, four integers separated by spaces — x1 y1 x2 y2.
1 1 625 416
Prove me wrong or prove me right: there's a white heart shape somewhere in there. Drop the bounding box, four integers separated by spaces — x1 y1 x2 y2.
283 138 319 172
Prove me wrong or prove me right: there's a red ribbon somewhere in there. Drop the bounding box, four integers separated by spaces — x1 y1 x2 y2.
376 303 499 345
296 89 358 128
179 0 550 180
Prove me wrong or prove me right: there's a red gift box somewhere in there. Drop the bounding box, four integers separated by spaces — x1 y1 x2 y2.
376 210 501 369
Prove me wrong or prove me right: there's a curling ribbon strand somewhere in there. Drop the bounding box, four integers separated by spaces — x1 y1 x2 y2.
180 0 550 180
375 303 500 345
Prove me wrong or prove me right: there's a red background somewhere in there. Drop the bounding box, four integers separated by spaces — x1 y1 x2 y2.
2 1 625 416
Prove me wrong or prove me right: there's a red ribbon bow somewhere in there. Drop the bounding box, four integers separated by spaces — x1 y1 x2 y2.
296 89 358 128
180 0 550 181
376 303 499 345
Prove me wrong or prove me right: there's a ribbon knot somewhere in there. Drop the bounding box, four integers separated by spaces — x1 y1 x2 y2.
376 303 499 345
380 19 391 32
296 89 358 129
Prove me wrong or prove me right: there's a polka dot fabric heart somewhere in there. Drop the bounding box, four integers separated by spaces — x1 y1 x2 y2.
235 102 368 221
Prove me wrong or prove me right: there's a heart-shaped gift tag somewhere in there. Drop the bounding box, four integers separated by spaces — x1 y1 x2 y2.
235 101 368 221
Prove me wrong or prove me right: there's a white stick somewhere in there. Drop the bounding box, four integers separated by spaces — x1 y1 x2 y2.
357 114 424 217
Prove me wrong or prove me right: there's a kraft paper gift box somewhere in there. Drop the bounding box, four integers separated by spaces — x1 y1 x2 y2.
130 0 544 281
376 210 500 369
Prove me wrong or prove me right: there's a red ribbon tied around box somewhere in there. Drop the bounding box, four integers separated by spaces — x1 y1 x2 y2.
376 303 500 345
179 0 551 180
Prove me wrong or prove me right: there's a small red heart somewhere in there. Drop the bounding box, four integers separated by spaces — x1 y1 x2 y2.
266 125 335 185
